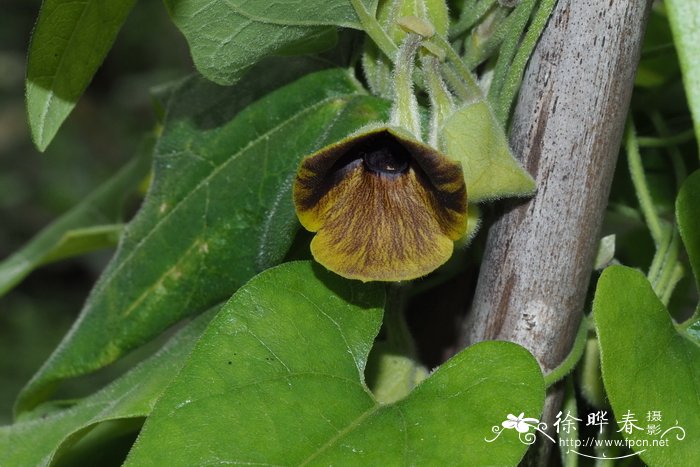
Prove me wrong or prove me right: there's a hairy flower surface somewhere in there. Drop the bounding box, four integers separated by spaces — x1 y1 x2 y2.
294 127 467 282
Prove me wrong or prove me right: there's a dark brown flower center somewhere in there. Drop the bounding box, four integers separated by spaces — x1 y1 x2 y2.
362 144 410 175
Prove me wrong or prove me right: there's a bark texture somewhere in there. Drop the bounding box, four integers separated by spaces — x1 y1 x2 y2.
459 0 651 436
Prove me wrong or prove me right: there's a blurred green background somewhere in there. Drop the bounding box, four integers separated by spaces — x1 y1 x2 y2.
0 0 191 424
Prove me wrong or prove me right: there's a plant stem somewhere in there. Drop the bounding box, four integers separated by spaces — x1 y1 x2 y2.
487 0 536 119
350 0 398 62
543 316 590 387
637 129 696 148
423 55 454 146
429 33 483 101
441 63 473 102
678 304 700 331
647 227 672 285
661 263 685 306
626 119 665 246
656 231 681 295
384 283 417 357
579 335 606 409
496 0 557 126
460 1 651 462
638 112 687 303
390 35 422 137
649 111 688 190
366 283 426 404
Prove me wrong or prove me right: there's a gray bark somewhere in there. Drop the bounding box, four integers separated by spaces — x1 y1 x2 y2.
459 0 651 456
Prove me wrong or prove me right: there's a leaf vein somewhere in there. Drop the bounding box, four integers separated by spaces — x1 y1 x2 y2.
99 92 358 302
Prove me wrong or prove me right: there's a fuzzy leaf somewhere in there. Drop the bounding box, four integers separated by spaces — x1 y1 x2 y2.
164 0 377 85
594 265 700 465
26 0 136 151
125 262 544 466
16 67 390 413
666 0 700 145
0 308 216 467
441 101 536 202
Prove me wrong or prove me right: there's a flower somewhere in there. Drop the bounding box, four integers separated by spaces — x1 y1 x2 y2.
502 413 540 433
293 126 467 282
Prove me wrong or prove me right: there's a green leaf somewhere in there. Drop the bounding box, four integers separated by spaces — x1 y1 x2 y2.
666 0 700 145
441 101 536 202
594 265 700 465
593 234 616 270
365 340 428 404
164 0 377 85
38 224 124 264
677 170 700 292
26 0 137 151
16 67 390 414
0 138 153 298
125 261 544 466
0 307 217 467
677 169 700 339
306 341 542 466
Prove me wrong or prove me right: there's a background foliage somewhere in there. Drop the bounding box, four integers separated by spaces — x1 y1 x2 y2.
1 0 698 465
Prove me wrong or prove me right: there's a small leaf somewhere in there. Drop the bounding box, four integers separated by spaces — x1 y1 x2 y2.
164 0 377 85
594 265 700 465
16 67 390 413
666 0 700 145
365 340 428 404
441 101 536 202
125 261 544 466
38 224 124 265
26 0 137 151
0 308 216 467
0 138 152 298
593 234 616 270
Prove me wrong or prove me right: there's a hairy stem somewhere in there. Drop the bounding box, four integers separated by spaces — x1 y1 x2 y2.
350 0 398 61
626 119 665 246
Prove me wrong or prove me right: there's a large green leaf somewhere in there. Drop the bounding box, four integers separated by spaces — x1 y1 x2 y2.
677 170 700 293
26 0 137 151
677 170 700 340
666 0 700 145
0 137 152 298
594 266 700 465
440 102 536 202
163 0 377 85
16 67 391 413
125 261 544 466
0 307 217 467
